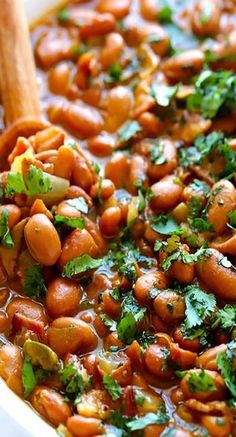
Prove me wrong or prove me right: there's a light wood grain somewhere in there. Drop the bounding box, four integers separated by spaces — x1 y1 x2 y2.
0 0 41 126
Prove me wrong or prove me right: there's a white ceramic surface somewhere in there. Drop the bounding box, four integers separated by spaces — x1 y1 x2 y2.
0 2 62 436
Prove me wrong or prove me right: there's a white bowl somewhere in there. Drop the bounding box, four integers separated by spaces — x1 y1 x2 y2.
0 4 62 435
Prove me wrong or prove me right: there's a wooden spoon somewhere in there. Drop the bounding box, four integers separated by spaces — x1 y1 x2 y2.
0 0 48 169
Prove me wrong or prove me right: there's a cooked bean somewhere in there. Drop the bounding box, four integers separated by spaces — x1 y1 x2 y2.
48 62 71 95
210 232 236 255
71 154 95 192
191 0 220 37
105 86 133 132
99 206 121 237
145 344 173 378
154 290 185 323
31 386 71 426
59 229 99 268
67 415 104 437
195 345 227 370
53 146 75 179
162 50 204 82
34 126 65 153
100 33 124 68
207 180 236 235
139 24 169 56
148 139 177 181
0 344 23 395
97 0 131 19
87 133 114 157
6 297 47 325
24 214 61 266
48 317 97 356
197 249 236 301
150 175 184 210
80 12 115 39
105 152 130 188
140 0 159 21
90 179 115 201
134 271 168 303
180 369 226 401
0 205 21 229
201 414 231 437
46 278 82 318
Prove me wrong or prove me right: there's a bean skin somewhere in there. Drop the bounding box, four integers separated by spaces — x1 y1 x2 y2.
96 0 131 19
99 206 122 237
201 414 231 437
6 297 47 325
195 345 227 371
46 278 82 318
207 180 236 235
139 24 169 56
148 139 177 181
191 0 220 37
48 317 98 356
197 249 236 301
100 33 124 68
162 50 204 82
105 152 130 188
150 175 184 211
30 386 71 426
0 344 23 396
24 214 61 266
140 0 159 21
79 12 115 39
67 415 104 437
210 233 236 256
145 344 173 378
0 204 21 229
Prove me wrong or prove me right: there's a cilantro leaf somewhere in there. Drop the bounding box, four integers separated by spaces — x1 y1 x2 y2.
187 70 236 119
66 197 89 214
149 142 167 165
108 64 123 83
57 7 70 23
54 215 84 229
159 0 172 22
117 121 142 143
217 340 236 398
5 166 52 197
150 83 178 107
161 245 211 272
22 356 37 397
228 210 236 229
138 331 156 349
62 255 104 278
188 217 214 233
103 375 122 400
127 405 169 431
150 214 184 235
100 314 117 332
60 363 91 402
0 209 14 248
212 305 236 331
189 179 210 196
188 369 216 393
184 285 216 329
117 293 146 344
23 265 47 300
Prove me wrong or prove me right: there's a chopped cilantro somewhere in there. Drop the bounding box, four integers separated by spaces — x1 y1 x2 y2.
117 293 146 344
58 7 70 23
188 217 214 233
188 197 203 219
159 0 172 22
188 369 216 393
100 314 117 332
212 305 236 331
54 215 84 230
228 210 236 229
5 166 52 197
108 64 123 83
200 2 213 24
138 331 156 348
23 265 47 300
184 285 216 329
150 83 178 107
22 356 37 397
0 209 14 248
66 197 89 214
103 375 122 400
149 142 167 165
187 70 236 119
150 214 184 235
117 121 142 143
217 339 236 398
60 363 91 402
62 254 104 278
127 405 169 431
189 179 210 196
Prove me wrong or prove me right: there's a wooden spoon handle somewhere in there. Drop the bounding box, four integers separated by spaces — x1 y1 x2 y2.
0 0 41 127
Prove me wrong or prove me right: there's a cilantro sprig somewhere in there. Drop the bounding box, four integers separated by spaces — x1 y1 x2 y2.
5 166 52 198
0 209 14 248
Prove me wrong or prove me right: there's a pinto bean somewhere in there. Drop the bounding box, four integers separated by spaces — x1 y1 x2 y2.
35 29 75 69
0 205 21 229
6 297 47 325
138 112 163 137
154 290 185 323
97 0 131 19
59 229 99 269
145 344 173 378
48 317 97 356
79 12 115 39
99 206 122 237
201 414 231 437
24 214 61 266
87 133 114 157
48 62 71 96
191 0 220 37
46 278 82 318
67 415 104 437
71 154 95 192
210 233 236 256
0 344 23 395
207 180 236 235
48 101 103 138
180 369 226 401
53 146 75 180
148 139 177 181
34 126 65 153
140 0 159 21
100 33 124 68
195 345 227 370
150 175 184 211
134 271 168 303
139 24 169 56
168 259 195 284
197 249 236 301
127 155 148 194
162 50 204 82
90 179 115 201
30 386 71 426
105 86 133 132
105 152 130 188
